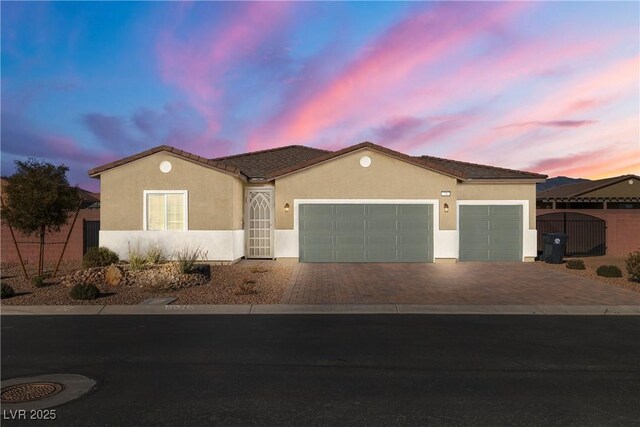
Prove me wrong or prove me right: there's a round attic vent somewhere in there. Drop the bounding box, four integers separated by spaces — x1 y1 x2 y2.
629 179 634 185
159 161 172 173
360 156 372 168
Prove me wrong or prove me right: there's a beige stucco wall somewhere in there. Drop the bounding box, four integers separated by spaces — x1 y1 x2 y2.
582 179 640 198
274 149 459 230
458 183 537 228
100 152 243 230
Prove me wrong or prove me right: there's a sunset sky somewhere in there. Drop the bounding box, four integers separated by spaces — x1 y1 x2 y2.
2 1 638 192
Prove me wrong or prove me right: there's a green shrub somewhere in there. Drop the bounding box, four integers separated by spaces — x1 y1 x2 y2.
83 247 119 268
145 245 167 265
566 259 586 270
128 249 147 270
31 275 47 288
69 282 100 300
626 251 640 282
1 283 16 299
596 265 622 278
175 247 206 274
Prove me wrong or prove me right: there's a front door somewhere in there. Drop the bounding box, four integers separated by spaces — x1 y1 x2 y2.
246 189 274 259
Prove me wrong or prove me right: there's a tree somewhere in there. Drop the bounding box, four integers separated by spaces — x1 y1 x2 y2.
1 159 81 277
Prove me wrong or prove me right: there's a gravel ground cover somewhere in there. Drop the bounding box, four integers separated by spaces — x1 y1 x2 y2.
539 255 640 294
0 261 293 305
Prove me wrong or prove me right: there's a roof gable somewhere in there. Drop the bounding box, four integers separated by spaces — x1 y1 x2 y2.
265 142 464 180
88 145 242 178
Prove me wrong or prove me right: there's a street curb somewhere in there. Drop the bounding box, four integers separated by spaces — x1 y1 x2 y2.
1 304 639 316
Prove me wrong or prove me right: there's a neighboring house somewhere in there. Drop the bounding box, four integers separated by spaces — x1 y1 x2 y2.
537 174 640 256
89 142 546 263
0 177 101 264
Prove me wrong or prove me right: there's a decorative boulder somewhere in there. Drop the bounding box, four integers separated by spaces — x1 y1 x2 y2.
105 265 124 287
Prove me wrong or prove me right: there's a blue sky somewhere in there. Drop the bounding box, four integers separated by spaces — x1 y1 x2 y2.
2 1 638 191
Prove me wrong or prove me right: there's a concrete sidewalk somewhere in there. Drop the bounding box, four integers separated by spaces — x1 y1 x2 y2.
1 304 639 316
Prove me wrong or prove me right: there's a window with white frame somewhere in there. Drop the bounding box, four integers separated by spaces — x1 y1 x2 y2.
144 191 187 231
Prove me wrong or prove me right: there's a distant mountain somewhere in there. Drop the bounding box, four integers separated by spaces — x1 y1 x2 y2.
537 176 590 192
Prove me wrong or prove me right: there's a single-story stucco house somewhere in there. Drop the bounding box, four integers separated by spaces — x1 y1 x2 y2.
88 142 546 263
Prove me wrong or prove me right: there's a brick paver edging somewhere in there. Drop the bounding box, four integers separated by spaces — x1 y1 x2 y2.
1 304 639 316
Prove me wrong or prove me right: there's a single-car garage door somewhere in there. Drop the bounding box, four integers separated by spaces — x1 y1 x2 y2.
299 204 433 262
459 205 522 261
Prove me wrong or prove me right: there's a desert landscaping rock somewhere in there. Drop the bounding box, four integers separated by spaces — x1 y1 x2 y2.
105 264 124 287
0 261 293 305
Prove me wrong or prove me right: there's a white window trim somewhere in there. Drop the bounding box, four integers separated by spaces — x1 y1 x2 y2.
143 190 189 231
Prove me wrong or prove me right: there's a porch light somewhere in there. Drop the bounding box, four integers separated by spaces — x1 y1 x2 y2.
443 203 449 213
284 203 290 212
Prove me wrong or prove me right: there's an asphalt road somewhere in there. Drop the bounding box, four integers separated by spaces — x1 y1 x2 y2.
2 315 640 426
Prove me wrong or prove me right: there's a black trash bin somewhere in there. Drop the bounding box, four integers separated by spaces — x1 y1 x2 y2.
541 233 567 264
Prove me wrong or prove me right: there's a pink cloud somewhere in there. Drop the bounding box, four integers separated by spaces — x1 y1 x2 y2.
462 55 639 154
495 120 597 130
157 2 292 149
247 2 531 151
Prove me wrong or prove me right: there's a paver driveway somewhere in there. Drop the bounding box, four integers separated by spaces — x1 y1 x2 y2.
282 263 640 305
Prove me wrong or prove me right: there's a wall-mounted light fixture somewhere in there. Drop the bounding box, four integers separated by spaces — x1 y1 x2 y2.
441 190 451 197
284 203 290 212
443 203 449 213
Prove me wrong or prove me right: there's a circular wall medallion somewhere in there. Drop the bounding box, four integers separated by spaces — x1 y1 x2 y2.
159 161 172 173
629 179 634 185
359 156 372 168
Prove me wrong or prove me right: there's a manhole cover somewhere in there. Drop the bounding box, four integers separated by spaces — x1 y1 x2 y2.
1 382 65 403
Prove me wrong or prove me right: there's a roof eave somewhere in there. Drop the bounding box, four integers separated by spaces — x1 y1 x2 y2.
88 147 246 181
464 177 547 184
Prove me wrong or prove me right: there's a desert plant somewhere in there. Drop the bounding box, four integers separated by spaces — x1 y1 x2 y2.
596 265 622 278
175 247 206 274
145 245 168 264
626 251 640 282
83 247 119 268
566 259 586 270
128 249 147 271
69 282 100 300
31 275 47 288
1 283 16 299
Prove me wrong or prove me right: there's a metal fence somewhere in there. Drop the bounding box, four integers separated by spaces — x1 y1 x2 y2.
536 213 606 256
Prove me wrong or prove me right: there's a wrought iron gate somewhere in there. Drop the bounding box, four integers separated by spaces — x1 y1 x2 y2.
536 212 605 256
83 220 100 254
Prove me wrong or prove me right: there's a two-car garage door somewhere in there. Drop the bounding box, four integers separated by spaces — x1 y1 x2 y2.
299 204 433 262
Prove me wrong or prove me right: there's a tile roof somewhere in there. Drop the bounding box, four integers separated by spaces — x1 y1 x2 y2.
211 145 330 180
415 154 547 180
88 145 242 178
537 174 640 199
260 142 546 181
88 142 546 182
